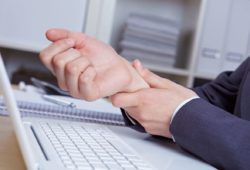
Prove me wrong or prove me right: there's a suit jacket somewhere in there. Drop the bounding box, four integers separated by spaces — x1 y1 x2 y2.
170 57 250 170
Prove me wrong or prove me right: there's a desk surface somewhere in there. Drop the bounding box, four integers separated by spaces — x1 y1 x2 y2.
0 87 216 170
0 116 26 170
0 114 216 170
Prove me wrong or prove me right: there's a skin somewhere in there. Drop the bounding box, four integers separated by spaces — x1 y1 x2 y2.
39 28 149 101
111 60 198 138
40 28 197 138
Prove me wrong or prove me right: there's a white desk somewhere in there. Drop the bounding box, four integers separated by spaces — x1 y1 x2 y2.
110 126 216 170
0 87 216 170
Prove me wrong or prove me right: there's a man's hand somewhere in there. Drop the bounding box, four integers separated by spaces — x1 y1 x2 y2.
39 29 148 101
111 60 198 138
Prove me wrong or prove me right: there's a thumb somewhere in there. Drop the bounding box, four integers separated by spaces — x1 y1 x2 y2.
46 28 88 49
132 59 145 76
132 59 172 89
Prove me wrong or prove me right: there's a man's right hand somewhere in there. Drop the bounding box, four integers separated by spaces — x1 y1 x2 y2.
39 28 148 101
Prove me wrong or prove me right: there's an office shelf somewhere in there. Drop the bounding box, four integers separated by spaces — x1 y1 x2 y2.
107 0 207 87
3 0 247 88
142 63 190 77
194 72 218 80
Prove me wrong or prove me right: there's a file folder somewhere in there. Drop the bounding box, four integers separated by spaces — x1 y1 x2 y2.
222 0 250 71
196 0 232 75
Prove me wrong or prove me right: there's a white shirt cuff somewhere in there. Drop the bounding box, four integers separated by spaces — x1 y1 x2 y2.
170 96 199 142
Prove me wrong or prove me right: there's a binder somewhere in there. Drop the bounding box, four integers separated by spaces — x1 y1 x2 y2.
221 0 250 71
196 0 232 75
0 87 145 132
0 99 126 126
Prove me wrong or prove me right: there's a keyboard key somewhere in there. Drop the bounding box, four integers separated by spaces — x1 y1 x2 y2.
40 122 153 170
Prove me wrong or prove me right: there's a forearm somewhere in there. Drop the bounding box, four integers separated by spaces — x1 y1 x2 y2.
170 98 250 170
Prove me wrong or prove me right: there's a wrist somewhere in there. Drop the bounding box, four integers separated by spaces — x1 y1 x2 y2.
121 58 149 92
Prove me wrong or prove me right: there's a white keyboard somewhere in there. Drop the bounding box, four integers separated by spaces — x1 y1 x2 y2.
40 122 153 170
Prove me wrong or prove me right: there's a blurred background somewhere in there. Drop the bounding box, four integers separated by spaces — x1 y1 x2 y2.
0 0 249 88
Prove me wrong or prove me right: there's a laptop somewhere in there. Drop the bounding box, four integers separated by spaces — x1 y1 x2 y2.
0 53 153 170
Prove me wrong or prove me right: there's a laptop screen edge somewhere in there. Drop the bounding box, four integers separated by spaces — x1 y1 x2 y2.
0 53 39 170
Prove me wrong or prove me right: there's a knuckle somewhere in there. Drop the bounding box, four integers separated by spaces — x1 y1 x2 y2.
79 73 88 84
53 55 66 69
78 68 93 84
65 63 79 75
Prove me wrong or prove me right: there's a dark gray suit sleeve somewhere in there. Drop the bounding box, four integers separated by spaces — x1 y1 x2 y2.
170 58 250 170
170 98 250 170
193 57 250 113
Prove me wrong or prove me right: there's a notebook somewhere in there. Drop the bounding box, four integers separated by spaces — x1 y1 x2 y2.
0 85 144 132
0 99 126 126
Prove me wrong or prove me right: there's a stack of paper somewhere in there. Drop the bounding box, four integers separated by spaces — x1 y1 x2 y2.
119 13 181 67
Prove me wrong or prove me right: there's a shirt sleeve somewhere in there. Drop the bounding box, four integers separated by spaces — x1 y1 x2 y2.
170 96 199 142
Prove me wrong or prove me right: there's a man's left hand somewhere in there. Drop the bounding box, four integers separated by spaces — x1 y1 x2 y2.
111 60 198 138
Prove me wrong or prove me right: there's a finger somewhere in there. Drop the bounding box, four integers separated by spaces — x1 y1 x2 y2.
140 69 173 89
111 92 140 108
132 59 172 89
39 38 75 73
46 28 88 49
65 57 91 98
132 59 144 76
78 66 99 101
52 48 81 90
122 107 141 122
